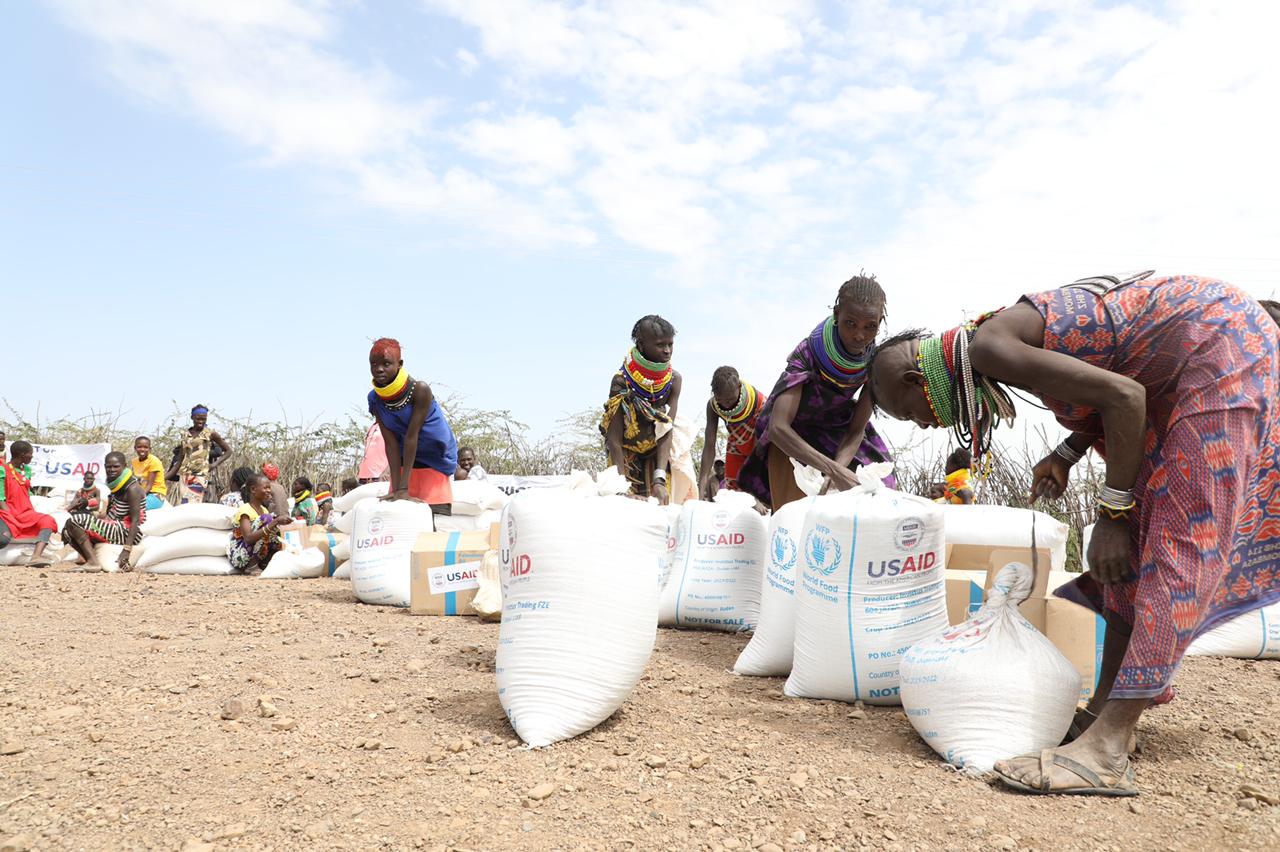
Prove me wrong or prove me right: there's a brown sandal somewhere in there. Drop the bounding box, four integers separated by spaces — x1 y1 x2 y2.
996 748 1138 797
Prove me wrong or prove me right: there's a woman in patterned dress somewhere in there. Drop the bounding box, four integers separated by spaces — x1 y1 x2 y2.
63 451 146 572
870 271 1280 796
166 404 231 505
736 274 896 511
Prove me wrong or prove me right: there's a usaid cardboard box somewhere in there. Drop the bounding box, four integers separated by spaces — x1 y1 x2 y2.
409 526 496 616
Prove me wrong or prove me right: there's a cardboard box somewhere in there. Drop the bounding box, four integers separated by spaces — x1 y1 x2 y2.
1046 597 1106 701
310 528 348 578
409 525 497 616
945 569 987 625
278 522 311 553
946 544 1054 600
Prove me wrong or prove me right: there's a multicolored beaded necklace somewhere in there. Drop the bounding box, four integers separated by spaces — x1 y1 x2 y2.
314 490 333 504
711 381 761 424
810 316 873 389
373 368 416 410
107 468 133 493
916 317 1016 467
623 348 674 403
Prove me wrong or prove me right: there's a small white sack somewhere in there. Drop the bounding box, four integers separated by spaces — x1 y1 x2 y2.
332 537 351 562
435 509 501 533
901 562 1080 773
471 548 502 621
941 504 1069 572
333 559 351 580
140 503 233 537
94 543 124 573
350 498 435 607
0 544 36 566
144 555 235 575
260 547 326 580
450 479 508 516
659 490 765 632
497 490 667 747
785 464 948 705
135 527 230 570
332 481 389 513
1187 604 1280 660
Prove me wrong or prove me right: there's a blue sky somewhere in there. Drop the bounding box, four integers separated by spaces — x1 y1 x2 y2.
4 1 1279 456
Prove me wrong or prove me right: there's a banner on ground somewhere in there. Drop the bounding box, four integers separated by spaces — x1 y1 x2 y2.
486 474 574 496
1 442 112 494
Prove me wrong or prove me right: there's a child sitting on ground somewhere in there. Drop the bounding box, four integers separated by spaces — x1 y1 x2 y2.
227 472 289 575
67 471 102 515
291 476 319 525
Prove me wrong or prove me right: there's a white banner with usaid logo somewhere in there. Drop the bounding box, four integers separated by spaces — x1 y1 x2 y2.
2 442 112 494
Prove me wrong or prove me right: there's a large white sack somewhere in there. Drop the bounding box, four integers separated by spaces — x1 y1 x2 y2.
135 527 230 570
332 537 351 562
144 555 235 575
1187 604 1280 660
435 509 502 533
734 496 817 676
942 504 1069 572
0 544 36 566
332 481 389 513
260 547 326 580
350 498 435 607
497 490 667 747
451 479 508 516
785 464 948 705
333 509 357 534
94 543 124 573
140 503 233 537
30 495 62 514
901 562 1079 772
659 490 765 632
333 559 351 580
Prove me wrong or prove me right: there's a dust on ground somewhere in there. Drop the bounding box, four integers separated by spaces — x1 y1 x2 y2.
1 569 1278 851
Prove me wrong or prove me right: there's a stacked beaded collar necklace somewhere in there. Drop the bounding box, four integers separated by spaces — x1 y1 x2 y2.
810 316 873 388
712 381 761 424
108 468 133 493
294 489 312 502
314 490 332 504
623 348 674 402
916 319 1016 463
373 368 415 410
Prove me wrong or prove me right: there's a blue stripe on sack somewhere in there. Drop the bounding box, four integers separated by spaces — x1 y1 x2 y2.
325 534 337 576
1256 608 1269 660
1093 613 1106 692
845 516 861 700
674 508 696 624
444 531 460 616
967 581 983 618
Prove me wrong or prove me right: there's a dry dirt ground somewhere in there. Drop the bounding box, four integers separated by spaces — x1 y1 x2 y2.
1 569 1278 852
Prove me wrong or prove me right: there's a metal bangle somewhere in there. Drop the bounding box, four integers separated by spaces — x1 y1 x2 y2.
1099 485 1135 506
1053 440 1084 465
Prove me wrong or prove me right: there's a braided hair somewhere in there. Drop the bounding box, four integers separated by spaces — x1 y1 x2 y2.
710 366 739 395
833 272 886 312
631 315 676 343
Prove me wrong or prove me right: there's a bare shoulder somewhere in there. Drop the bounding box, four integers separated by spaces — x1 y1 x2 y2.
970 303 1046 368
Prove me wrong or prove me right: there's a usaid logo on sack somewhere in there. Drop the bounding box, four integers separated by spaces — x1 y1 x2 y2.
894 517 924 551
355 514 394 550
711 509 731 530
771 528 797 571
369 516 385 535
505 513 518 549
803 528 842 576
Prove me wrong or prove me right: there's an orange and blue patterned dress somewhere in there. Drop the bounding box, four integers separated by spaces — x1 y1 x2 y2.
1027 274 1280 700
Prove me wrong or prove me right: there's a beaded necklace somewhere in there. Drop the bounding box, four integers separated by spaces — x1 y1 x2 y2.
711 382 760 424
373 368 416 410
108 468 133 493
810 316 873 388
623 348 674 402
916 317 1016 468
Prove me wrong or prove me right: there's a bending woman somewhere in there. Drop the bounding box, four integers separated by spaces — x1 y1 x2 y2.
870 271 1280 797
63 451 146 572
367 338 458 513
737 274 895 510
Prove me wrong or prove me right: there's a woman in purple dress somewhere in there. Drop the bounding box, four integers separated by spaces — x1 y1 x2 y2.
737 274 896 510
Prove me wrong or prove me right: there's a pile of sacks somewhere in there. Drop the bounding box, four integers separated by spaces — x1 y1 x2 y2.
437 479 507 533
131 503 237 575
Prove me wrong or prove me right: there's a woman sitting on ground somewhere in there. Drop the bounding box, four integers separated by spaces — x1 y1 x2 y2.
367 337 458 513
870 270 1279 797
63 451 146 572
227 472 289 575
0 440 59 567
166 404 231 505
131 436 168 511
736 273 896 511
600 315 683 503
291 476 319 525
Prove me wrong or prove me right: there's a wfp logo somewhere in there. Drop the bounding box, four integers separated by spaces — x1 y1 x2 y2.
803 530 842 576
771 529 797 571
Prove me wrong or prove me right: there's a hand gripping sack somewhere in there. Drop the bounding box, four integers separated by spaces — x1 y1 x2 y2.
900 562 1079 772
1187 603 1280 660
140 503 233 537
496 490 667 747
785 464 947 705
350 498 435 607
659 490 765 632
